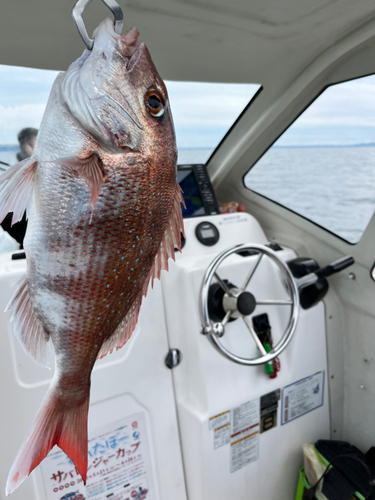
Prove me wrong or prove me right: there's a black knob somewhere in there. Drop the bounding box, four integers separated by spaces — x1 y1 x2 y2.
237 291 256 316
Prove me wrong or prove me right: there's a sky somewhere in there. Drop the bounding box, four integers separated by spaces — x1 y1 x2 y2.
0 65 59 144
2 65 375 152
0 64 259 152
275 74 375 146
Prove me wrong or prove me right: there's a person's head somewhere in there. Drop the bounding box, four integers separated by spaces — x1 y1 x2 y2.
17 127 38 161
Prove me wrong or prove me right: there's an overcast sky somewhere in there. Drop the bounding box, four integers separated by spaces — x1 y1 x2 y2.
0 65 259 151
1 65 375 150
275 74 375 146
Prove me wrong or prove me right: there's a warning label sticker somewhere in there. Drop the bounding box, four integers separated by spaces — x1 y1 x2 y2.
281 371 325 425
41 412 153 500
230 399 260 473
208 410 231 430
231 399 259 435
214 423 231 449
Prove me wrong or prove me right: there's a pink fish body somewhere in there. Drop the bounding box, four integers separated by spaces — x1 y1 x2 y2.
1 19 184 495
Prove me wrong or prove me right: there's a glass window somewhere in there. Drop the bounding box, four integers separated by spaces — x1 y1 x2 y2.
0 65 59 168
0 64 261 169
244 74 375 243
167 82 261 165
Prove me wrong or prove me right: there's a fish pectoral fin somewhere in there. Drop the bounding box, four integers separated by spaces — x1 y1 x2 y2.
0 156 37 225
57 153 105 219
7 276 51 367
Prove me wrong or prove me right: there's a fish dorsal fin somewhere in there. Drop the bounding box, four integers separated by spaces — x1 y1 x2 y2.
56 153 105 221
6 276 51 366
0 156 37 225
144 184 185 294
97 184 185 360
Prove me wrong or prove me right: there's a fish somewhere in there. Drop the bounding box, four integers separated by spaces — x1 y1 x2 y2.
1 18 184 496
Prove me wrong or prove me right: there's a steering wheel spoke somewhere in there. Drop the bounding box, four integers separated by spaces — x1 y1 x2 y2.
241 252 263 290
256 299 293 305
222 310 232 326
214 272 235 297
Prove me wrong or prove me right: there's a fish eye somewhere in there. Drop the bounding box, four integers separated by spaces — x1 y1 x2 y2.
145 89 165 118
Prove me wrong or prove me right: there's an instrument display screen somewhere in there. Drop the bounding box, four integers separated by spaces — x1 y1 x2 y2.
200 228 215 238
177 169 205 217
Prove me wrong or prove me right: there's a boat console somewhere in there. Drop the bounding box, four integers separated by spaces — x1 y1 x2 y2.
162 210 330 499
0 163 355 500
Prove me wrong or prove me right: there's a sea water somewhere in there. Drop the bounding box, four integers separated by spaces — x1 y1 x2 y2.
0 146 18 168
245 146 375 243
0 146 214 169
1 145 373 243
179 146 375 244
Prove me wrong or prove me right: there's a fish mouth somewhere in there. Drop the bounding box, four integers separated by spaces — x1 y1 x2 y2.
120 28 143 67
95 19 143 67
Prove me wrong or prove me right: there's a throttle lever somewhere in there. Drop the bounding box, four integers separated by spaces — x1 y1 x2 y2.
296 255 354 290
320 256 355 277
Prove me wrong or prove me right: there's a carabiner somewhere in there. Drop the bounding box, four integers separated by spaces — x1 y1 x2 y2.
72 0 124 50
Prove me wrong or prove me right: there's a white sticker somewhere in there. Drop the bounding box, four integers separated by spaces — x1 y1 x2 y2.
281 371 325 425
214 423 231 449
208 410 231 430
41 412 153 500
230 398 260 472
230 427 259 473
231 399 259 435
218 214 248 225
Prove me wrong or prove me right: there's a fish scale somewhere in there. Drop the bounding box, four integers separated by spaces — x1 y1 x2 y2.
1 18 184 496
30 160 171 357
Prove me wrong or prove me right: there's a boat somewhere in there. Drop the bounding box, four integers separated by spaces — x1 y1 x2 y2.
0 0 374 499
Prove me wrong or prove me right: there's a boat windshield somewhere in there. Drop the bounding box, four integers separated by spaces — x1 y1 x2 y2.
245 74 375 244
167 81 261 164
0 64 260 168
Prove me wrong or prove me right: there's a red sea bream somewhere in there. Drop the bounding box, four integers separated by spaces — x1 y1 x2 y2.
1 18 184 495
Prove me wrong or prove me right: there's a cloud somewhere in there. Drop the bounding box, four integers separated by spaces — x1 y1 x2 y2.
0 65 59 83
167 81 259 128
2 63 375 151
0 64 260 150
290 75 375 128
0 104 46 127
166 81 260 148
272 74 375 146
0 104 47 144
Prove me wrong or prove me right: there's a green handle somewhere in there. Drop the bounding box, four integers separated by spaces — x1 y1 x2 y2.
264 342 274 375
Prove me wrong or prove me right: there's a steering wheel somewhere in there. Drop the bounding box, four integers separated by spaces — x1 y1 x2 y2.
200 244 300 366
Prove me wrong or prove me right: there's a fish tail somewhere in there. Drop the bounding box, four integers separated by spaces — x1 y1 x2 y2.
5 383 89 496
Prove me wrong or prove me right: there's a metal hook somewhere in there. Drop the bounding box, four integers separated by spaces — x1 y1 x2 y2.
72 0 124 50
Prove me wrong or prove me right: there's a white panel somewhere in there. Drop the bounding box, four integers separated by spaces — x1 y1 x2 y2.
179 212 267 257
161 214 330 500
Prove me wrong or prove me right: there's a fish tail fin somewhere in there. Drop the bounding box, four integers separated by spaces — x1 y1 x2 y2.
5 384 89 496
